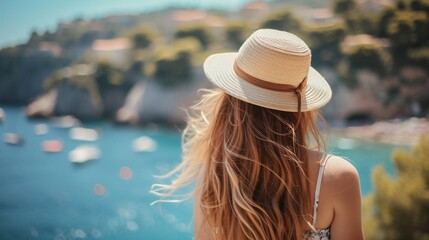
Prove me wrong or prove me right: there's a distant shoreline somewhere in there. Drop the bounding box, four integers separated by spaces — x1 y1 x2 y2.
329 118 429 147
0 0 333 49
1 104 427 147
0 0 250 49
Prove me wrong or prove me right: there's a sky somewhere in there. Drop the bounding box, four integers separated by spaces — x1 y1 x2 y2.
0 0 251 48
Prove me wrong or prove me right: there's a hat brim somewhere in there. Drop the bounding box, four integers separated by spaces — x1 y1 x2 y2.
203 52 332 112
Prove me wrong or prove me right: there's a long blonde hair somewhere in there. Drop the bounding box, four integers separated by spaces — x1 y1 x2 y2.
151 89 326 240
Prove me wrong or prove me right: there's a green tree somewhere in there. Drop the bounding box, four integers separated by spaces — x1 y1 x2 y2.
337 43 391 89
127 59 145 76
0 46 21 77
41 30 56 42
344 12 377 34
225 21 248 49
332 0 378 34
387 11 428 48
154 52 192 87
364 137 429 239
260 9 302 32
406 47 429 69
43 70 66 90
175 25 211 49
344 44 391 78
410 0 429 13
376 0 429 64
332 0 356 15
79 31 100 45
131 27 156 49
153 38 200 87
396 0 407 10
27 30 42 47
303 21 347 66
95 60 124 87
376 7 396 38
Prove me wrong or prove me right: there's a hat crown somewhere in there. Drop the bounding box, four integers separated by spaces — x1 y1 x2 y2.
235 29 311 87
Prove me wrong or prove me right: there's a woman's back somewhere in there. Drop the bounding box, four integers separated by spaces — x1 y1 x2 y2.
195 151 364 240
152 29 364 240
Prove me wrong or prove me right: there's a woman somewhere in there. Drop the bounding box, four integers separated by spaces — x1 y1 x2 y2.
152 29 364 240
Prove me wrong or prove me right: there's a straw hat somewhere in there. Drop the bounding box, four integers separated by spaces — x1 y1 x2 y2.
203 29 332 112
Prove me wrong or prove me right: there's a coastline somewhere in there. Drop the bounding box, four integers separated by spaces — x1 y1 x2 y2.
329 118 429 147
3 104 428 147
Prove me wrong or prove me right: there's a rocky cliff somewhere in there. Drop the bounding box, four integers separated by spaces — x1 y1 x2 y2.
26 67 213 124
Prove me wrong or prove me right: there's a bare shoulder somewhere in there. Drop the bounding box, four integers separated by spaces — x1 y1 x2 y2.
324 155 359 181
323 155 364 239
323 155 361 196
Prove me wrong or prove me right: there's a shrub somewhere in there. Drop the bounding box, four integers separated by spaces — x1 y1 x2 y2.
332 0 356 15
153 38 200 88
175 25 211 49
225 21 248 49
303 22 347 66
343 43 391 78
131 27 157 49
260 9 302 32
364 137 429 239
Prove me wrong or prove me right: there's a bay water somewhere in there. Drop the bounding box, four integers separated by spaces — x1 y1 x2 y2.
0 106 399 239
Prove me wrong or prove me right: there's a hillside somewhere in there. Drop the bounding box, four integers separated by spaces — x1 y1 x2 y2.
0 0 428 124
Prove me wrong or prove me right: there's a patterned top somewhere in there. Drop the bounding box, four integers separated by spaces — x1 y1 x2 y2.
303 227 331 240
303 154 332 240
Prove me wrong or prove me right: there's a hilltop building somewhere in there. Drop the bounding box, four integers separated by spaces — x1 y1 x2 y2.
91 38 131 67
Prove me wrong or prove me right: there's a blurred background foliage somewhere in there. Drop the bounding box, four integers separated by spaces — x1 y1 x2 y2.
260 9 303 33
174 25 212 49
304 22 346 67
1 0 428 111
225 21 249 49
364 137 429 239
130 26 157 49
1 0 427 121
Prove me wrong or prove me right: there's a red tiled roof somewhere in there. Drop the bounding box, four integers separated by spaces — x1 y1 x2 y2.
242 1 269 11
92 38 131 51
173 10 207 22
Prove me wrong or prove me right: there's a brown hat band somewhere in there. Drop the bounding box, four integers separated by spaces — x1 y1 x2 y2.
233 63 306 124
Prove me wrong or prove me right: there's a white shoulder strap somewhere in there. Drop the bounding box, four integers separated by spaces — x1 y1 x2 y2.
312 153 331 227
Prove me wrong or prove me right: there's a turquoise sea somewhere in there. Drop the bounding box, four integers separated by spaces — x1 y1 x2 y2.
0 106 399 239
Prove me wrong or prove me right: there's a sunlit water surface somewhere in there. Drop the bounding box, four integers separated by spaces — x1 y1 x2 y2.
0 106 400 239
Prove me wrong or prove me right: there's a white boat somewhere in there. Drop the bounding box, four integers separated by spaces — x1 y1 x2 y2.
69 127 99 141
336 137 359 150
132 136 157 152
4 133 24 145
0 108 4 122
69 145 100 163
51 115 80 128
34 123 48 135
